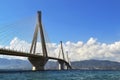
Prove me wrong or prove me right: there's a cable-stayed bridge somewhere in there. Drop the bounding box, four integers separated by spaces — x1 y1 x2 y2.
0 11 72 70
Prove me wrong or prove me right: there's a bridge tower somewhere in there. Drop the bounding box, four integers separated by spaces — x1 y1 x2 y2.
66 51 71 69
28 11 48 70
58 41 66 70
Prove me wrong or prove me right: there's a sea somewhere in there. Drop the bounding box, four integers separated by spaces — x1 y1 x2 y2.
0 70 120 80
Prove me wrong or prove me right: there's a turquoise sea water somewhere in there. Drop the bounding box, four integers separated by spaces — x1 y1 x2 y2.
0 70 120 80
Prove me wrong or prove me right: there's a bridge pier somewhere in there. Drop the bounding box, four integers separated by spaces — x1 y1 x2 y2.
28 57 48 70
58 60 65 70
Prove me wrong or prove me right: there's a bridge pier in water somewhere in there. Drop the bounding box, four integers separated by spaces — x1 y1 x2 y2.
58 60 65 70
28 57 48 70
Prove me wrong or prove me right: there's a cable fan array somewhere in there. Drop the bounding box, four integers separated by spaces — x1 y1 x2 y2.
0 15 57 58
0 15 36 53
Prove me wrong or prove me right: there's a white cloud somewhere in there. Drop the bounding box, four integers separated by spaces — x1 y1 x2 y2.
0 37 31 60
1 37 120 62
65 37 120 62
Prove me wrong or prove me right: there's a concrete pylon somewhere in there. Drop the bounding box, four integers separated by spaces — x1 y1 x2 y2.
28 11 48 70
58 41 66 70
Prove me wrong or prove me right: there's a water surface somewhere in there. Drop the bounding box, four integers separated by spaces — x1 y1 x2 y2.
0 70 120 80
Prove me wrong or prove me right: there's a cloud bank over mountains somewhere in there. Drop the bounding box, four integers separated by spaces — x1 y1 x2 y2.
0 37 120 62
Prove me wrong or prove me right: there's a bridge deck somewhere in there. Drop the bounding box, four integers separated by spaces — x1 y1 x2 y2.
0 48 72 69
0 48 41 58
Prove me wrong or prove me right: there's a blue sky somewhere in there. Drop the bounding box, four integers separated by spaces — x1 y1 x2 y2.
0 0 120 43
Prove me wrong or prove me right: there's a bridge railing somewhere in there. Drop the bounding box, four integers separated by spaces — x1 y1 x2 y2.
0 48 29 54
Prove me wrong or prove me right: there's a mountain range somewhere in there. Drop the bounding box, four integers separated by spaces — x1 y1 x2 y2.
71 60 120 70
0 58 32 70
0 58 120 70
